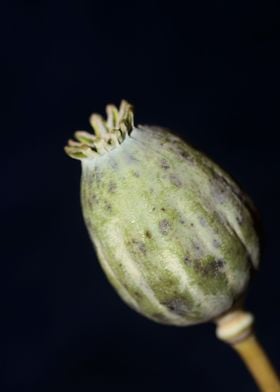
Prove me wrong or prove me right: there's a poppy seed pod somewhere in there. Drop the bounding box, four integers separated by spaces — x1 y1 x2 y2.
65 101 260 326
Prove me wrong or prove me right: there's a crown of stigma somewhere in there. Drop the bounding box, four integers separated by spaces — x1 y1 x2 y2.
65 100 134 160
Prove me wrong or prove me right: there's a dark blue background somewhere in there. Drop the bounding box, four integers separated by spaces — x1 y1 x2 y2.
1 1 280 391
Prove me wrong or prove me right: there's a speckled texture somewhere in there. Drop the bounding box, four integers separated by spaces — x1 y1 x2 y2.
65 102 260 326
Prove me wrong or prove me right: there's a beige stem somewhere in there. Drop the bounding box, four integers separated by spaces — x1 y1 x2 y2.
215 310 280 392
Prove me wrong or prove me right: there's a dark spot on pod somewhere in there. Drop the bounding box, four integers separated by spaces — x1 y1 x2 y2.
87 197 93 210
104 201 112 212
236 215 243 225
94 169 103 184
145 230 152 239
108 181 117 193
213 171 240 197
190 223 194 227
131 239 147 255
211 171 244 204
109 159 119 170
170 174 182 187
87 172 95 187
161 207 166 212
193 242 203 257
91 193 99 203
215 259 225 269
160 158 170 170
212 171 227 184
184 255 191 264
206 259 225 276
193 259 225 277
212 187 227 204
177 148 195 164
132 171 140 177
163 299 188 317
133 291 143 300
159 219 171 235
213 239 221 248
126 154 139 163
199 217 207 227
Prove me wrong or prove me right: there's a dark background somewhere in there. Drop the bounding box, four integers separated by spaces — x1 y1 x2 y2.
1 1 280 391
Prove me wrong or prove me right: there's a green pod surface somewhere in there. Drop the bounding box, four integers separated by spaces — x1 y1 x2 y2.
65 101 260 326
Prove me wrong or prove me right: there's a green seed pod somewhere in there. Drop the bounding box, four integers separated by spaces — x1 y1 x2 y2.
65 101 260 326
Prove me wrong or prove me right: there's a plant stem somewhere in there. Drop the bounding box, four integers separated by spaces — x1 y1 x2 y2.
215 310 280 392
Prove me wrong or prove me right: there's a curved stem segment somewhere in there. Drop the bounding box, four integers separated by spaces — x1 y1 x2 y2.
215 310 280 392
